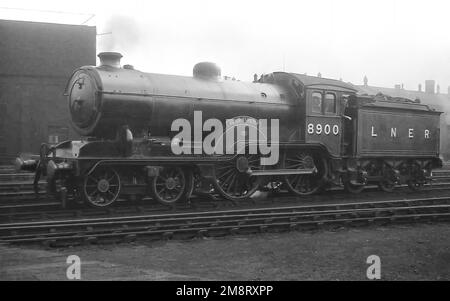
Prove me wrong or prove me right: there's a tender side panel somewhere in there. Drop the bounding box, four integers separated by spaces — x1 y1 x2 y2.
357 108 440 157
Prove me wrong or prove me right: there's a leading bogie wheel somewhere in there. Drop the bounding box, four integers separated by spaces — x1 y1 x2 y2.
82 166 121 207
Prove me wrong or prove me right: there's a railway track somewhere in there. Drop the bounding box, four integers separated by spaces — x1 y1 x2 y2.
1 165 450 246
0 196 221 224
1 167 450 220
1 196 450 246
2 180 450 223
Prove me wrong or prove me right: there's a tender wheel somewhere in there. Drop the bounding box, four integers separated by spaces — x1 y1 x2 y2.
378 164 397 192
378 181 395 192
406 162 426 191
283 152 326 196
407 180 424 191
83 166 121 207
151 167 186 205
344 181 365 194
213 155 261 201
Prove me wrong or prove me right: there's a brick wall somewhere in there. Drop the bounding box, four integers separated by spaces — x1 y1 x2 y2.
0 20 96 159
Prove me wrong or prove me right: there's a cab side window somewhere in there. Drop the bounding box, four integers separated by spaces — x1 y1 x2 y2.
312 92 322 114
324 93 336 114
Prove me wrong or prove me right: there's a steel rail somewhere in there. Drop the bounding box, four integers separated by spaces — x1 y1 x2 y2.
2 185 450 223
1 196 450 244
2 204 449 236
3 212 450 244
3 195 450 227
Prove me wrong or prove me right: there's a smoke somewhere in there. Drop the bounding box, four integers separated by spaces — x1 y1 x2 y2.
98 14 142 54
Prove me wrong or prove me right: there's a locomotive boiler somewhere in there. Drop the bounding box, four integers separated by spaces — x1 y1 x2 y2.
68 53 296 140
17 52 443 207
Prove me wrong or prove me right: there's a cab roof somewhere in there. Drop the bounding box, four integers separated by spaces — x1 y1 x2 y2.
288 73 358 93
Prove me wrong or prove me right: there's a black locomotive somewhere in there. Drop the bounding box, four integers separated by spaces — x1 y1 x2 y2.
16 52 443 207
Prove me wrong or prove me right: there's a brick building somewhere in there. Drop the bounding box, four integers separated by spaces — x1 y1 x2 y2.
0 19 96 162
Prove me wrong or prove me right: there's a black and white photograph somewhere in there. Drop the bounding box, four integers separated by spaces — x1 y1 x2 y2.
0 0 449 287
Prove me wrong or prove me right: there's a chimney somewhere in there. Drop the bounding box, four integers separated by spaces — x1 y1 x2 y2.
363 75 368 86
425 80 435 94
98 52 122 68
401 83 404 90
437 84 440 94
418 84 422 92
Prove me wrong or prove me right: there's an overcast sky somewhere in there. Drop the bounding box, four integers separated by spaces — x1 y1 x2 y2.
1 0 450 91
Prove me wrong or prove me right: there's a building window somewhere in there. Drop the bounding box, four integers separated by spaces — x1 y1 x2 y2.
324 93 336 114
48 135 59 144
312 92 322 113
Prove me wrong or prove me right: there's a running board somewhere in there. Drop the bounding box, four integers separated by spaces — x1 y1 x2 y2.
249 168 317 177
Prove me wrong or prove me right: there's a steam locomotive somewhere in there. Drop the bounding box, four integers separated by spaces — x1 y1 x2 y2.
16 52 443 207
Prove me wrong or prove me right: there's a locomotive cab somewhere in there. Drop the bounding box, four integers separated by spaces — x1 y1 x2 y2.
261 72 358 154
